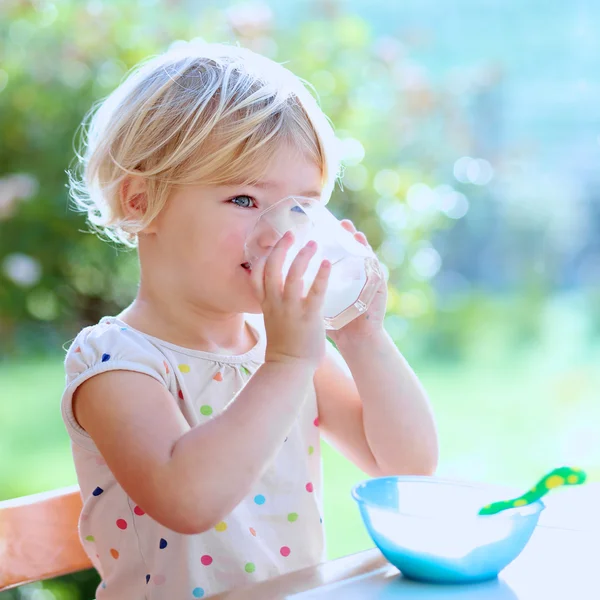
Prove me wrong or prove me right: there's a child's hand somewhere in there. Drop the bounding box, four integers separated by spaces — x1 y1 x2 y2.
328 220 388 345
250 231 331 369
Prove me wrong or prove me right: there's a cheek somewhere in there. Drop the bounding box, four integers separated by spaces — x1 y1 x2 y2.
155 201 247 266
156 202 210 254
188 227 246 270
153 200 194 241
162 217 200 260
220 227 247 255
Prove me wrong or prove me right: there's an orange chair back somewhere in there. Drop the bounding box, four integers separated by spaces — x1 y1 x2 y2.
0 485 93 591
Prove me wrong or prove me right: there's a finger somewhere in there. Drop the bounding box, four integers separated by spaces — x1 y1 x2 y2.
304 259 331 312
264 230 294 300
283 240 318 302
249 255 267 302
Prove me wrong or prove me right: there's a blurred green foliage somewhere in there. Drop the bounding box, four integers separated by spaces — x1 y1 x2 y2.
0 0 485 360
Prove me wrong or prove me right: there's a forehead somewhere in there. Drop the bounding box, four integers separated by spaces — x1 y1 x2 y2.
257 145 323 192
224 144 323 198
249 180 321 199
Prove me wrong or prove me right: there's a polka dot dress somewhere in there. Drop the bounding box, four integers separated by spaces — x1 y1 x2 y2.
61 315 325 599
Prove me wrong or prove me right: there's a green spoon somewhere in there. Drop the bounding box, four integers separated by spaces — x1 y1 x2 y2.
478 466 587 516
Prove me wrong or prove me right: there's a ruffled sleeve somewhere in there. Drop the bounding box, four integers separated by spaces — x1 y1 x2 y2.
61 321 172 451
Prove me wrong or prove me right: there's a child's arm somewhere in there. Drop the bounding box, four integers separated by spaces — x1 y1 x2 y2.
314 333 438 477
314 220 438 476
75 359 315 535
74 233 330 535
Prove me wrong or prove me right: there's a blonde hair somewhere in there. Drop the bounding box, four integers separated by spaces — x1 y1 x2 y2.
68 41 342 247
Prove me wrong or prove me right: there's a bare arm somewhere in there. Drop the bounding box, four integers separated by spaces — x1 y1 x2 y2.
314 219 437 476
74 360 315 535
333 330 438 476
314 343 381 477
315 335 438 477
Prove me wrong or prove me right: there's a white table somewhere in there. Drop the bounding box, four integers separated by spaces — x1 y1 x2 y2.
214 483 600 599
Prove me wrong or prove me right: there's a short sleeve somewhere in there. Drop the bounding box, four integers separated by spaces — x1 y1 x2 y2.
61 321 172 451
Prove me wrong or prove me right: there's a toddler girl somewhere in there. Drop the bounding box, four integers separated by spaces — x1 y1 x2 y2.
62 41 438 599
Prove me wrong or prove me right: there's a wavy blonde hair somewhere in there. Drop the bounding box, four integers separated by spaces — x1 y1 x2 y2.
68 41 341 247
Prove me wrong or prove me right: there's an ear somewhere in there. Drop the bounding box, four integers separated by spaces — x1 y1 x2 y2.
120 174 158 234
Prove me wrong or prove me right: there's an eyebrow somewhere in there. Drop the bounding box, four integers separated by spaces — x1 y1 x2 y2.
247 180 322 198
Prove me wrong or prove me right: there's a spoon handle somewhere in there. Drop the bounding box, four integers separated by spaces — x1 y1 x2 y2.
478 467 587 516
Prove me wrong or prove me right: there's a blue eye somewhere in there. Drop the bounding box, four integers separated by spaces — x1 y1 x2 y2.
231 195 255 208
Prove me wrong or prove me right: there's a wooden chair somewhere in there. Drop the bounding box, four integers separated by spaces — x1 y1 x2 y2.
0 485 93 592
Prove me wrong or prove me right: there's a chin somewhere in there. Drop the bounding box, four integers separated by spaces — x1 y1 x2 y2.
242 299 263 315
227 291 262 315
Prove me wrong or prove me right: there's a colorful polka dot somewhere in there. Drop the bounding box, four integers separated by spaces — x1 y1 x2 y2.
254 494 266 505
146 574 150 584
163 361 170 374
74 346 81 353
116 519 128 530
241 366 251 376
92 486 104 496
513 499 527 507
178 364 191 373
320 516 323 524
249 527 257 537
134 506 145 516
308 445 314 455
567 474 579 484
213 372 223 382
215 521 227 532
192 588 205 598
159 538 168 549
245 562 256 573
306 482 314 493
101 353 111 362
280 546 291 557
110 548 119 559
201 555 213 566
287 512 298 522
153 574 166 586
314 417 319 427
85 535 95 542
200 405 213 416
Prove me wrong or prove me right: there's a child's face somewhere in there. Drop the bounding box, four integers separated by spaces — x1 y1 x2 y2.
139 143 323 316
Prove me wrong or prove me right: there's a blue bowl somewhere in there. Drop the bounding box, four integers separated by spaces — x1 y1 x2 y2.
352 476 544 584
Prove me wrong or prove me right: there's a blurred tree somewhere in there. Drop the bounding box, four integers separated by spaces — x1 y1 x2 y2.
0 0 469 360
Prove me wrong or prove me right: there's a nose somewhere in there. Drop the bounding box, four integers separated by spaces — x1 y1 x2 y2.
244 221 290 264
256 225 287 250
245 200 312 263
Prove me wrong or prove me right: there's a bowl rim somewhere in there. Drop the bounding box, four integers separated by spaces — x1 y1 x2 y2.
351 475 546 521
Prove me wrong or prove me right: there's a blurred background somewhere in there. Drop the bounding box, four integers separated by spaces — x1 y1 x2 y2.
1 0 599 597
